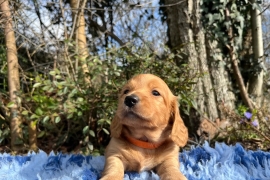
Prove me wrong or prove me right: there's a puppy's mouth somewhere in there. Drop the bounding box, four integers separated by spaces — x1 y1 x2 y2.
122 108 148 121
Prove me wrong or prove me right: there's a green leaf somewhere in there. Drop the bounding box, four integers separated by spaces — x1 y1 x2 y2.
72 88 78 95
52 113 59 117
55 68 60 74
83 126 89 135
43 116 50 123
22 110 29 115
38 131 45 138
114 71 120 76
35 75 41 82
30 114 39 119
89 130 95 137
77 111 83 116
191 100 198 109
49 71 56 75
252 2 262 11
106 119 111 125
231 3 237 11
42 85 50 91
97 119 105 125
30 120 37 126
102 128 110 135
55 75 62 79
63 87 68 94
67 113 73 119
206 14 213 24
57 90 64 96
48 87 55 93
58 81 68 86
77 97 84 102
7 102 15 108
55 116 61 123
35 107 43 116
33 83 42 88
68 88 78 98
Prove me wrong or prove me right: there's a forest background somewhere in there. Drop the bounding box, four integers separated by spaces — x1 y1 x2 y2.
0 0 270 154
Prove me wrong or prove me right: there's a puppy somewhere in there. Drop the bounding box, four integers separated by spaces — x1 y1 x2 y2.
101 74 188 180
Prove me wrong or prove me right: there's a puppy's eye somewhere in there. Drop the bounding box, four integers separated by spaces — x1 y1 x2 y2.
152 90 160 96
123 89 129 94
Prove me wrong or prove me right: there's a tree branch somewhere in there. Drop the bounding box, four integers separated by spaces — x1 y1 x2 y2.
89 19 143 60
225 8 253 110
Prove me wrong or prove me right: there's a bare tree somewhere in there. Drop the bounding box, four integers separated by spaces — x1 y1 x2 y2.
248 0 264 107
1 0 22 151
70 0 91 85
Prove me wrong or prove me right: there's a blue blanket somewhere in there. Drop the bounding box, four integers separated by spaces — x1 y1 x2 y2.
0 142 269 180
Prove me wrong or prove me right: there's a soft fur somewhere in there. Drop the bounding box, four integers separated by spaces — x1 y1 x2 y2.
100 74 188 180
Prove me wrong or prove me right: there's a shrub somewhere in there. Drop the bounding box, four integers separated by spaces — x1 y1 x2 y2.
7 43 197 154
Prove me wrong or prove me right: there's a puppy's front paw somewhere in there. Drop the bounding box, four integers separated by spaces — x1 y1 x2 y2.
159 171 187 180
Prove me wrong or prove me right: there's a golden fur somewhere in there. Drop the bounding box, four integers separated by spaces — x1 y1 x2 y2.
100 74 188 180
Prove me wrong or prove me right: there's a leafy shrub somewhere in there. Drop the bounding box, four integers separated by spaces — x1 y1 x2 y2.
10 42 198 154
21 57 121 154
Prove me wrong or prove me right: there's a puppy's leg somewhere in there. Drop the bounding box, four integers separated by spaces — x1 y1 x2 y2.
155 158 187 180
100 156 124 180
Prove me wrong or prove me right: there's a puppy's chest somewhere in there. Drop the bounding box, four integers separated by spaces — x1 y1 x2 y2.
124 152 159 172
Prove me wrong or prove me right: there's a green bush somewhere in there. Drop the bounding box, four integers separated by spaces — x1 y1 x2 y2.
2 42 197 154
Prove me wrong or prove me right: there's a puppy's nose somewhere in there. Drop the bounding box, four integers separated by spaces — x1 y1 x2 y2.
124 94 139 107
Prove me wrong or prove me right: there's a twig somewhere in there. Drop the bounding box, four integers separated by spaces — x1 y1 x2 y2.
243 121 270 142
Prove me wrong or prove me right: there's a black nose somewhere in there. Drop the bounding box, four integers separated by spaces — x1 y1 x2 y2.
124 94 139 107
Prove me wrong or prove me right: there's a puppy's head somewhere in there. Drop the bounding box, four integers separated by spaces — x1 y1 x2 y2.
110 74 188 147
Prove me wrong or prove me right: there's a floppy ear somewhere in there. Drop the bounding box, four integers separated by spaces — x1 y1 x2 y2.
110 115 122 138
170 97 188 147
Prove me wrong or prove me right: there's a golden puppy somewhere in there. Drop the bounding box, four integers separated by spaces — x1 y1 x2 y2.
101 74 188 180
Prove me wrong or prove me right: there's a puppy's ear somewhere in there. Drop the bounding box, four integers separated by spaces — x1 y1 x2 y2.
170 97 188 147
110 115 122 138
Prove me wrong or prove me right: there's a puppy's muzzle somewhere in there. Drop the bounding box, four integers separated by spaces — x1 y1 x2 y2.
124 94 139 107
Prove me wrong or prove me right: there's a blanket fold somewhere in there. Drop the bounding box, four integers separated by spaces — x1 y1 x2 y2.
0 142 269 180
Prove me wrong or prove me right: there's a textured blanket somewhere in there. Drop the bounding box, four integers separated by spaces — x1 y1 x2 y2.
0 142 269 180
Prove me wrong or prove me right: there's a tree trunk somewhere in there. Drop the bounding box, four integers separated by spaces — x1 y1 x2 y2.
205 39 236 115
1 0 23 151
70 0 91 85
28 121 38 151
248 0 264 107
165 0 235 132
